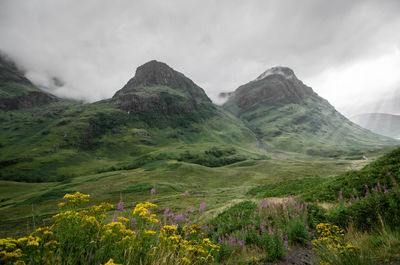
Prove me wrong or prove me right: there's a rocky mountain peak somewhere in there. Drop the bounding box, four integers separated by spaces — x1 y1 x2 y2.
122 60 196 90
112 60 212 115
255 66 296 81
226 66 314 109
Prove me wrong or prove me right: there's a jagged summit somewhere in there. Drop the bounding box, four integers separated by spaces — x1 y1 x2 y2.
225 66 314 110
255 66 296 81
119 60 198 91
112 60 212 115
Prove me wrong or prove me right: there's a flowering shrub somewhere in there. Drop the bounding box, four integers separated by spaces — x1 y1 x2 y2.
0 192 218 265
328 183 400 231
207 197 310 262
312 223 363 265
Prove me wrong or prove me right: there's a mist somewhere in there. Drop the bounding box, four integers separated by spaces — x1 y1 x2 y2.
1 0 399 116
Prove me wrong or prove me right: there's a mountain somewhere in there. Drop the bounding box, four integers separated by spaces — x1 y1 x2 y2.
0 54 58 110
223 66 397 157
110 60 216 127
350 113 400 139
0 59 257 182
113 60 212 113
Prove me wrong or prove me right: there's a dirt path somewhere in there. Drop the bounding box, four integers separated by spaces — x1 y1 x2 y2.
266 246 314 265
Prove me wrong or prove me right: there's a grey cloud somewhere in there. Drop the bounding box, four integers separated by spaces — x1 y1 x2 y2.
0 0 399 115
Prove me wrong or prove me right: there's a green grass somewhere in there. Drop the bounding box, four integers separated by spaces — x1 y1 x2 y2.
303 146 400 202
247 176 327 198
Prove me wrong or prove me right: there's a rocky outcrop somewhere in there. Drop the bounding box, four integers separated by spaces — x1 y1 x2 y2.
112 60 213 115
225 66 314 114
0 91 56 110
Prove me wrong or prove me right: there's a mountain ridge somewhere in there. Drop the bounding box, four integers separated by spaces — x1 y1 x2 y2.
223 66 397 156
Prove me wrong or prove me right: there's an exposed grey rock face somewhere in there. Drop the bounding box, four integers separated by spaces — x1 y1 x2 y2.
122 60 196 90
0 91 57 110
229 66 314 112
0 54 57 110
112 60 213 114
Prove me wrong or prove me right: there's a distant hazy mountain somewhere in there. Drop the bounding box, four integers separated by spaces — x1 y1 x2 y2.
223 66 396 156
350 113 400 139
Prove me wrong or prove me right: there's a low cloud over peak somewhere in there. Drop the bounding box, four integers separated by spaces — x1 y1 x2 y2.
1 0 399 115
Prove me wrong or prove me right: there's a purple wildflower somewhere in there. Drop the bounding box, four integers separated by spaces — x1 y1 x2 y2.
164 208 169 215
184 190 189 196
175 213 183 221
112 217 118 222
200 202 206 212
151 187 156 194
118 200 124 211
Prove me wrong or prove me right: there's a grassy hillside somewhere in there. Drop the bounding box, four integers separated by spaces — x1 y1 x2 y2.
0 153 357 237
0 101 259 182
302 145 400 202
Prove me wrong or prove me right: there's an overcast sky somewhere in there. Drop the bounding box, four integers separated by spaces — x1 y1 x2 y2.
0 0 399 116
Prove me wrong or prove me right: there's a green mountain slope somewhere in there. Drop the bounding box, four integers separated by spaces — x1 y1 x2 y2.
223 67 397 157
0 60 258 182
0 54 58 110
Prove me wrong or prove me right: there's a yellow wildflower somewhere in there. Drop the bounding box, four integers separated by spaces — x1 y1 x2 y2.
63 192 91 206
144 230 156 236
182 257 191 263
103 258 121 265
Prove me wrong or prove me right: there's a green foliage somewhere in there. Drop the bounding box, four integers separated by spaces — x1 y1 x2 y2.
208 201 257 238
328 190 400 231
108 183 153 194
303 146 400 202
17 188 75 205
178 147 246 167
206 198 310 262
306 203 327 229
248 176 326 198
287 219 309 246
258 233 286 261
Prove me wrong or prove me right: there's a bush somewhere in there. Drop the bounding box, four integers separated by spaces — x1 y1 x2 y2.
288 219 309 246
259 233 286 261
